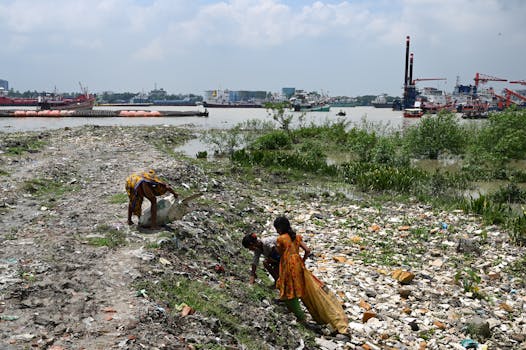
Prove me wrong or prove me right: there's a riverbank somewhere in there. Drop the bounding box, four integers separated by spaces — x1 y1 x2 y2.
0 125 524 349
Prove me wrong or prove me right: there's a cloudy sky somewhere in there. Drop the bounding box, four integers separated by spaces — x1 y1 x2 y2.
0 0 524 97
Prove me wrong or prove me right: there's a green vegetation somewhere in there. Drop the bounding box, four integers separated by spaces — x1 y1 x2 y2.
455 267 485 299
109 192 128 204
20 178 79 207
199 107 526 246
0 134 46 156
87 224 127 248
134 275 307 349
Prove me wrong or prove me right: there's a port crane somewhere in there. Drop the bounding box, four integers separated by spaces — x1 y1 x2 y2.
504 88 526 104
510 80 526 85
493 87 526 109
473 73 507 89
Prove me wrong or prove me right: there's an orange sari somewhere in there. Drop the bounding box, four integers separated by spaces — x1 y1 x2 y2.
276 233 349 334
276 234 306 300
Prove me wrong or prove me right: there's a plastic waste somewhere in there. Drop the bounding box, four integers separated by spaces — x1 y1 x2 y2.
0 315 19 321
460 339 479 349
136 289 148 298
139 193 202 227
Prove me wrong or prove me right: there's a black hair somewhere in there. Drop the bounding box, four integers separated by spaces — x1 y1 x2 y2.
273 216 296 241
242 233 258 248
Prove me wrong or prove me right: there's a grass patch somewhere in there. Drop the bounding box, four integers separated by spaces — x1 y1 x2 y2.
109 192 129 204
87 224 127 248
506 255 526 282
21 178 75 197
1 135 46 156
134 276 289 349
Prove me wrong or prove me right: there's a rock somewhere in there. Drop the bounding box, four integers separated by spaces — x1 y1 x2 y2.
464 317 491 340
456 238 481 255
363 311 377 323
392 269 415 284
399 288 412 299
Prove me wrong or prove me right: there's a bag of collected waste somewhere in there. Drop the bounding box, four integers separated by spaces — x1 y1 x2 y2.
139 193 202 227
301 269 348 334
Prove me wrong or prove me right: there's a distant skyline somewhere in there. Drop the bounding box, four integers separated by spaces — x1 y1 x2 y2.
1 0 525 97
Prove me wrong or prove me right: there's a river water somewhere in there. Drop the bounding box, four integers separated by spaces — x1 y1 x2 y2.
0 106 414 133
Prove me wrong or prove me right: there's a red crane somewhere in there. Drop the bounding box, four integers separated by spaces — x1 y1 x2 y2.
492 91 510 110
504 88 526 103
510 80 526 85
474 73 507 89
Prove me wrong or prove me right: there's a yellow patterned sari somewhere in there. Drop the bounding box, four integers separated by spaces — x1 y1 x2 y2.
125 170 168 217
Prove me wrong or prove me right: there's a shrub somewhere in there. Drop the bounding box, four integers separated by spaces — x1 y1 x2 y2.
250 131 291 150
473 107 526 161
404 111 467 159
341 162 428 193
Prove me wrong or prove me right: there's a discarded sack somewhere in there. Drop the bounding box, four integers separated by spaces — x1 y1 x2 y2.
139 193 202 227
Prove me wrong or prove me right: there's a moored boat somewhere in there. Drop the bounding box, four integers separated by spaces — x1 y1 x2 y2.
0 96 39 107
38 93 95 111
202 101 262 108
403 108 424 118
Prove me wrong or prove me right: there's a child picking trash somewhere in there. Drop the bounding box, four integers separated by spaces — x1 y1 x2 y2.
242 233 280 286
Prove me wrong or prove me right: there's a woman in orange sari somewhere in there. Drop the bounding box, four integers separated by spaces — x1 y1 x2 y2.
274 216 349 334
274 216 311 322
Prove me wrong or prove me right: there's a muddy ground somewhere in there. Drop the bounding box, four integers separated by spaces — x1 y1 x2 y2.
0 125 525 350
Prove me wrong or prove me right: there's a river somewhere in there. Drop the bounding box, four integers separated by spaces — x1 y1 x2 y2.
0 106 414 132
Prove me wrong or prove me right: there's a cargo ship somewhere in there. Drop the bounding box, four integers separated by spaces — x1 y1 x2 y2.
0 95 39 106
202 101 262 108
1 90 95 110
38 93 95 110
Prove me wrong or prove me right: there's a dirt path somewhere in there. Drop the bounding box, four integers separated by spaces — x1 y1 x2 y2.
1 126 184 349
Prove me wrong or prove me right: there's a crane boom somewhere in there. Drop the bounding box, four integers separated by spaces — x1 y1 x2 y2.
504 88 526 102
474 73 507 88
510 80 526 85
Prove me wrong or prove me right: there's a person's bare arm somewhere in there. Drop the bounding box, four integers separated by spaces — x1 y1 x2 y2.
166 184 178 198
299 241 311 262
249 264 257 284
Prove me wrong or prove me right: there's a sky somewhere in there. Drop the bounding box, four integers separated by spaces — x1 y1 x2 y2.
0 0 525 97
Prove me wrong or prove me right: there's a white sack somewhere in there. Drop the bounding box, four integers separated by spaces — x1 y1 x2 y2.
139 193 202 227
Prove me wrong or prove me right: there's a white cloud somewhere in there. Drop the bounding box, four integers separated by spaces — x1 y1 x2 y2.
132 38 165 61
0 0 525 94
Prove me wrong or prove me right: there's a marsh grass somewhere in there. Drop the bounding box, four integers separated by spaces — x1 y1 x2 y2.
205 108 526 246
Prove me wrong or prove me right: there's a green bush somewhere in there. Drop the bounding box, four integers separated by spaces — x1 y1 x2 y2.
404 111 467 159
250 131 291 150
341 162 428 193
473 107 526 161
490 182 526 204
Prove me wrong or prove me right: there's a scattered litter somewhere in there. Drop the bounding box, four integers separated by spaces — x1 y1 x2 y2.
136 289 148 298
1 315 19 321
